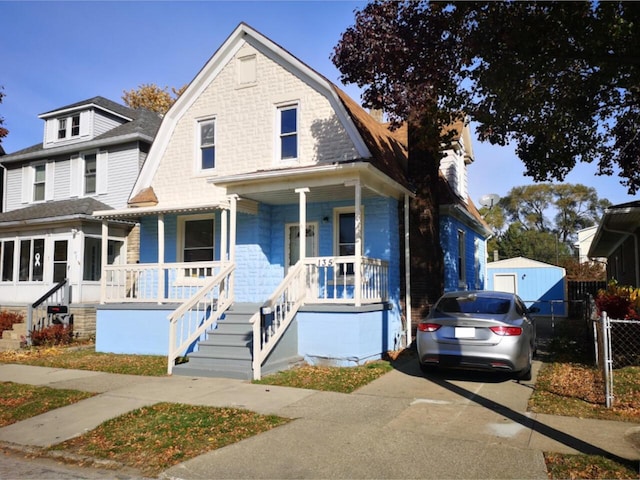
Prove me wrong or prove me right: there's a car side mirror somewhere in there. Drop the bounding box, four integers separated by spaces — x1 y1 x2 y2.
528 307 540 314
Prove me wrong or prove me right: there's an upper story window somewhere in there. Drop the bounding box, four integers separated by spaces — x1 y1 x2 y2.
33 165 46 202
58 118 67 139
199 119 215 170
56 114 81 140
84 153 97 194
278 105 298 160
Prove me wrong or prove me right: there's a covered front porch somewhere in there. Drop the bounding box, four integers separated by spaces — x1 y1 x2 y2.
94 163 413 378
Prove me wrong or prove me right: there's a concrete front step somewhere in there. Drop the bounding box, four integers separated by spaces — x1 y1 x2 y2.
0 322 27 351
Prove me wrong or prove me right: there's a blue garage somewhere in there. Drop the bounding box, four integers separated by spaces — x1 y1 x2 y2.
486 257 567 316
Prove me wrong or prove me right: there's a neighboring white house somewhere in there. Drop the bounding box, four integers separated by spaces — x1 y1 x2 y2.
0 97 160 328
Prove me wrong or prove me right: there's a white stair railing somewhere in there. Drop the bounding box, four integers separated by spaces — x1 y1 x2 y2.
167 263 235 374
251 261 307 380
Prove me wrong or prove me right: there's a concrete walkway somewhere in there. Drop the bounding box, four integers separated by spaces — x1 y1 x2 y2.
0 360 639 479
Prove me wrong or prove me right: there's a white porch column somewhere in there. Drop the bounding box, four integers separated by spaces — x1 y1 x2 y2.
100 220 108 304
404 194 412 347
343 180 362 306
220 208 228 264
157 214 165 304
229 195 238 296
295 188 310 261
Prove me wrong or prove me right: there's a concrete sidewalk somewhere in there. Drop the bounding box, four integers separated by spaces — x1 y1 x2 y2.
0 361 639 479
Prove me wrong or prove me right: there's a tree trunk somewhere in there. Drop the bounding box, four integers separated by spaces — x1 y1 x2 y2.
404 120 444 328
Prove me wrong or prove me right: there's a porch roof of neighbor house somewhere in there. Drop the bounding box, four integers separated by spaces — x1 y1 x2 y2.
0 197 116 227
589 201 640 257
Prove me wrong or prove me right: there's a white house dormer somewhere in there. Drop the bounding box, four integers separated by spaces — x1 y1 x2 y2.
439 120 474 202
39 98 133 149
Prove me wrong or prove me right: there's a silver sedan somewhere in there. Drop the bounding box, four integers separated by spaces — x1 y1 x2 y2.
416 290 537 380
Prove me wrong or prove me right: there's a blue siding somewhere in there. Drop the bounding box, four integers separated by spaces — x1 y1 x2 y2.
440 215 487 292
96 308 173 355
487 265 567 316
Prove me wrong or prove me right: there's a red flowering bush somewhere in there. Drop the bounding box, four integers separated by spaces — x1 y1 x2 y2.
595 281 640 320
0 311 24 335
31 324 74 347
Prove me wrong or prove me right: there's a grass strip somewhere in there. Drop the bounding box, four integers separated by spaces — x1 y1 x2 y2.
545 452 639 479
0 382 94 427
253 360 393 393
0 346 167 377
51 402 289 476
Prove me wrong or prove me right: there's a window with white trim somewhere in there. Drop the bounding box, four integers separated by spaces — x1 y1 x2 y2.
53 240 68 283
199 119 215 170
56 114 81 139
1 240 14 282
33 165 46 202
278 105 298 160
334 207 364 276
18 238 44 282
84 153 97 194
181 217 214 262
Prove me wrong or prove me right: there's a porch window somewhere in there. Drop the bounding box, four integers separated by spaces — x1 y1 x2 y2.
179 216 215 279
182 218 214 262
334 207 363 276
18 238 44 282
199 119 215 170
83 236 101 281
278 105 297 160
53 240 68 283
1 240 14 282
33 165 46 202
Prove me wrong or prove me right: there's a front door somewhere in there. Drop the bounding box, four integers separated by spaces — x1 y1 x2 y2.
286 222 318 271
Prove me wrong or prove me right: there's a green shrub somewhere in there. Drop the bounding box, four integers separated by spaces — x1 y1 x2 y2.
0 311 24 335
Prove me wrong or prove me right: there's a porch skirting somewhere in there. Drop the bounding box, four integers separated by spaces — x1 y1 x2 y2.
96 304 181 356
297 302 398 367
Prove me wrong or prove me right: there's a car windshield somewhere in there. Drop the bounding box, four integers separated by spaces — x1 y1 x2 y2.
435 295 511 315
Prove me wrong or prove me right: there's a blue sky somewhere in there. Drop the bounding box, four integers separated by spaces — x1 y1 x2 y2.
1 0 636 207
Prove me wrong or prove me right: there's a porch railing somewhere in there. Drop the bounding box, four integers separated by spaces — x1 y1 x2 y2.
251 256 388 379
251 261 307 380
167 263 235 374
102 261 224 303
27 279 72 345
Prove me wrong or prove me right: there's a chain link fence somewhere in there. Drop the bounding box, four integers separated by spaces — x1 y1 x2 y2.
590 298 640 408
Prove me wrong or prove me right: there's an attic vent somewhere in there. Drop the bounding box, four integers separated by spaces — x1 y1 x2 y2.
237 55 257 86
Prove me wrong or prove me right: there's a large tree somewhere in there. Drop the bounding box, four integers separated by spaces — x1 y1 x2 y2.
332 1 638 311
122 83 187 115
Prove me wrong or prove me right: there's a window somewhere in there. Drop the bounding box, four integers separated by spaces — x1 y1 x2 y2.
182 218 214 262
199 119 215 170
71 114 80 136
18 238 44 282
458 230 466 284
33 165 46 202
334 208 363 276
286 223 318 271
84 153 97 194
83 237 101 281
278 105 297 160
58 118 67 139
53 240 68 283
1 241 14 282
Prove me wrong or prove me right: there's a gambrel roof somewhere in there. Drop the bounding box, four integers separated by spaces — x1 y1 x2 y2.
130 23 413 203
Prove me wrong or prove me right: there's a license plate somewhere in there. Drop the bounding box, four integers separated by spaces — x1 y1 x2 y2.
455 327 475 338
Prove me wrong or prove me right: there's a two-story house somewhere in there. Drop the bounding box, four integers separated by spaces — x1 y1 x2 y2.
0 97 160 336
93 23 490 379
